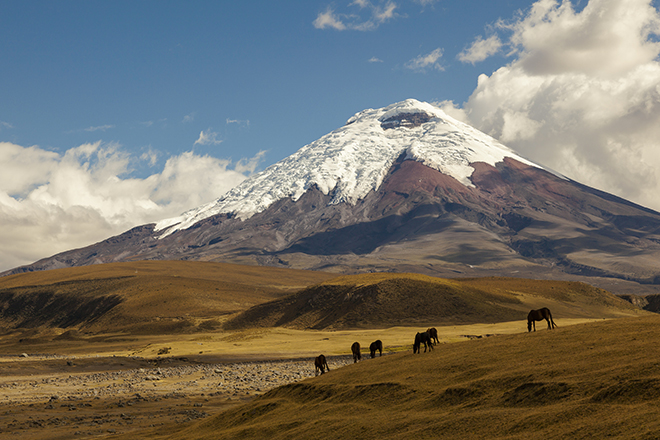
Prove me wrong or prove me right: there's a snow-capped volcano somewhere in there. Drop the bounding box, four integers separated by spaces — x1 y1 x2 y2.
155 99 541 236
7 98 660 294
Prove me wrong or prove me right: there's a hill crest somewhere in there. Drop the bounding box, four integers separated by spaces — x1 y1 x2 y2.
225 273 640 330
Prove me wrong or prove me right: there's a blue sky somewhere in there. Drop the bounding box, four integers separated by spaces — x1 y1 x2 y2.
2 0 660 271
1 0 530 169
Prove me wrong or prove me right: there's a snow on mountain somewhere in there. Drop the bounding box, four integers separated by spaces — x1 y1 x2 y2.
155 99 542 237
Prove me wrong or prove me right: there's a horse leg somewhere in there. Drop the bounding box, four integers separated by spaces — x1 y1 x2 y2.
546 317 552 330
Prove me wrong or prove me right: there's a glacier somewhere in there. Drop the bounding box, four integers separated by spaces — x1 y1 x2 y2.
155 99 542 237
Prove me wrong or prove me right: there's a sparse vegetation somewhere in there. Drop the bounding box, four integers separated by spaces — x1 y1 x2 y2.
226 273 640 330
163 316 660 440
0 261 654 439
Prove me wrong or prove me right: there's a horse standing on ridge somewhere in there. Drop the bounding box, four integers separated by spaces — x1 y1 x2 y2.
426 327 439 345
351 342 361 363
369 340 383 358
527 307 557 332
314 354 330 375
413 332 433 354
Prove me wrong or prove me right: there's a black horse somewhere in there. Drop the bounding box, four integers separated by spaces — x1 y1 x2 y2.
351 342 361 363
413 331 433 353
314 354 329 375
369 340 383 358
527 307 557 332
426 327 439 345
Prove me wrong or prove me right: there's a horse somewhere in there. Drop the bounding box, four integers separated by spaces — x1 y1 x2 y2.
351 342 361 363
426 327 439 345
314 354 329 375
413 331 433 354
527 307 557 332
369 340 383 358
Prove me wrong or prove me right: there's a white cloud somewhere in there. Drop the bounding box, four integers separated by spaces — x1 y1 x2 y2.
0 121 13 130
413 0 438 6
503 0 660 77
458 35 503 64
313 7 347 30
405 48 444 72
457 0 660 212
368 57 384 63
182 113 195 123
314 1 399 31
194 129 222 146
226 118 250 127
83 125 114 132
0 141 263 271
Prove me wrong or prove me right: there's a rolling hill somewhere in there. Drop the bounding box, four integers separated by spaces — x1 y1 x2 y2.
225 272 641 330
147 315 660 440
0 260 336 335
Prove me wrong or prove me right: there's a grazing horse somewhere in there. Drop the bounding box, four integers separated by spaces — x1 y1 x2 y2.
351 342 361 363
315 354 329 375
369 340 383 358
426 327 439 345
527 307 557 332
413 332 433 354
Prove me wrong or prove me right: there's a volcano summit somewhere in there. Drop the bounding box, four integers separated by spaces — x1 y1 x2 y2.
7 99 660 291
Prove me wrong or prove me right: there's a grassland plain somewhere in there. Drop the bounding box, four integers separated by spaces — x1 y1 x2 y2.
0 261 653 439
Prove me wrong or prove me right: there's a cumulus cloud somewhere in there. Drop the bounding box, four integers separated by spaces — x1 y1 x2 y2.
456 0 660 212
368 57 384 63
0 141 262 271
313 7 347 30
458 35 503 64
194 129 222 146
405 48 444 72
314 1 398 31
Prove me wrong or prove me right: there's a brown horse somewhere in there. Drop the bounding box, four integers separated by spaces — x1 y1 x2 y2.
426 327 439 345
351 342 361 363
413 332 433 353
369 340 383 358
314 354 329 375
527 307 557 332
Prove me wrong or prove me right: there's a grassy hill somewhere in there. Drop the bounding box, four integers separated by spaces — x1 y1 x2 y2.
0 261 336 335
225 273 640 330
151 314 660 440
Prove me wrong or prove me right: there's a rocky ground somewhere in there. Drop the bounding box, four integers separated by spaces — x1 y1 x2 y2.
0 354 355 439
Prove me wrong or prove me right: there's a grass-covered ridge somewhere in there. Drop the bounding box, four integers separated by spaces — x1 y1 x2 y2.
163 315 660 440
0 261 336 334
226 273 640 330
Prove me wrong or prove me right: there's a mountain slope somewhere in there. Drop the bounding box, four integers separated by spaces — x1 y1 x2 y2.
155 99 539 235
5 100 660 293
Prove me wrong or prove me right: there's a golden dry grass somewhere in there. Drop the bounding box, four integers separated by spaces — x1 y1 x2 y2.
0 261 336 334
226 273 642 330
159 315 660 440
0 260 655 439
